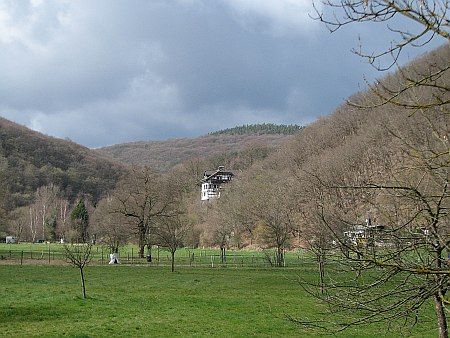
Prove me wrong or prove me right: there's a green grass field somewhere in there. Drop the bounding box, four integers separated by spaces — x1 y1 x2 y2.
0 264 438 337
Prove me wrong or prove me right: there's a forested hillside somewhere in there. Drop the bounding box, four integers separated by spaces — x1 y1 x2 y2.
166 45 449 253
220 44 449 239
198 43 448 331
96 131 295 171
0 117 127 210
208 123 303 136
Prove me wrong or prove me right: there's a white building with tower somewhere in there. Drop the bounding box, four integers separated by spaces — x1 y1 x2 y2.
201 166 234 201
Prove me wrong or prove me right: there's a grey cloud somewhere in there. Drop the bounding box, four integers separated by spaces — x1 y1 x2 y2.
0 0 441 147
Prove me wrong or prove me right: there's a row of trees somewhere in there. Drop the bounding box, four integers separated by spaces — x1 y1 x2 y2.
93 167 190 262
199 173 297 267
92 167 193 272
7 184 88 243
5 167 191 272
3 151 305 270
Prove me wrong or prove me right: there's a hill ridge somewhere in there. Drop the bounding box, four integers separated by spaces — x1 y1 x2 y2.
0 117 127 208
96 124 301 171
208 123 304 136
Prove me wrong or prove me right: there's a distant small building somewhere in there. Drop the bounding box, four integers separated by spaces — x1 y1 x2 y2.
5 236 17 244
344 224 385 247
201 166 234 201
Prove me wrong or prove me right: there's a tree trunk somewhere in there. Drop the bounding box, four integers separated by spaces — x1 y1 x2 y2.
112 243 119 254
80 267 86 299
277 246 283 267
248 229 253 245
434 292 448 338
147 244 152 255
41 205 46 241
220 246 226 263
171 251 175 272
317 251 325 294
138 229 146 258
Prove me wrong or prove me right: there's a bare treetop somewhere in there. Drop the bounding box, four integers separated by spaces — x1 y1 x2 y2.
313 0 450 70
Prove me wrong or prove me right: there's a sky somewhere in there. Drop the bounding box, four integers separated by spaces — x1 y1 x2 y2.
0 0 443 148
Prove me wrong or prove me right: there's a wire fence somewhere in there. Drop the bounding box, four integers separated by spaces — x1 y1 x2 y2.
0 245 317 268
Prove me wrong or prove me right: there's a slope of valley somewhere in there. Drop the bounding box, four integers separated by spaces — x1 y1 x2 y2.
234 43 449 220
0 117 127 209
96 124 302 171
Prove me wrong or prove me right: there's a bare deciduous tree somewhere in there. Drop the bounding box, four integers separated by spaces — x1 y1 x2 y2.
35 184 60 241
28 204 39 243
292 108 449 336
113 167 179 258
314 0 449 70
91 195 130 254
7 207 28 242
314 0 450 117
64 243 93 299
249 176 296 267
204 200 236 263
154 213 190 272
57 197 71 241
0 155 7 234
298 1 450 336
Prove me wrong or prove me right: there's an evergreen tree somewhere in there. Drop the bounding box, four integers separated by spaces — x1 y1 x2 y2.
71 198 89 242
209 123 303 136
44 215 57 242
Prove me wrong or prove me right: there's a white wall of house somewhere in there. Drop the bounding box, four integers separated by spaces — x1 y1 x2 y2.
201 182 221 201
201 167 234 201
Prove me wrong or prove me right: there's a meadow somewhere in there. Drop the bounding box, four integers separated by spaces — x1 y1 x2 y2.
0 247 439 337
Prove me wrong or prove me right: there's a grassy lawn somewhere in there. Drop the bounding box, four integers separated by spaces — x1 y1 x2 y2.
0 264 438 337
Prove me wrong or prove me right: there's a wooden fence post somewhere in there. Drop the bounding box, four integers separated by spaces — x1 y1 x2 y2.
157 246 160 266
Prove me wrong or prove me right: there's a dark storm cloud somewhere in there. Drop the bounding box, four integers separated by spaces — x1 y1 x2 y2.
0 0 441 147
